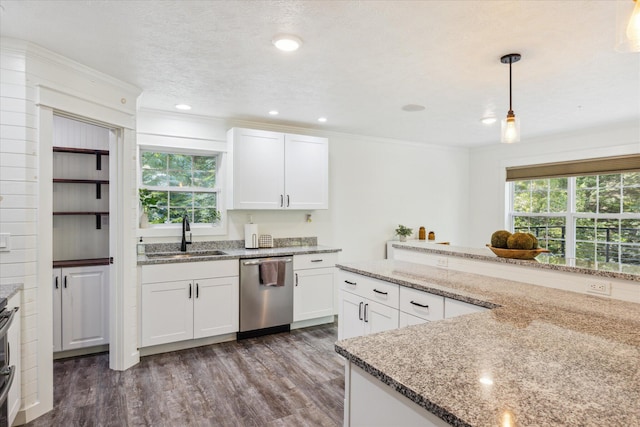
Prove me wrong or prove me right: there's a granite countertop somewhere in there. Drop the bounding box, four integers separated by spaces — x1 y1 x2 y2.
335 260 640 427
137 237 341 265
0 283 23 300
391 240 640 282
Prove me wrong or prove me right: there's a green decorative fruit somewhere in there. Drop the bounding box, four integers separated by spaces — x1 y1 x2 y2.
507 232 535 250
527 233 539 249
491 230 512 248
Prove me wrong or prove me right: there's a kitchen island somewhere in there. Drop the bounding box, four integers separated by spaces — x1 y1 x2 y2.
335 260 640 426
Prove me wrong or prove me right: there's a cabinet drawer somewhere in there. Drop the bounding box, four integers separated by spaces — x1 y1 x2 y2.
399 287 444 321
294 252 338 270
339 270 399 309
142 260 238 284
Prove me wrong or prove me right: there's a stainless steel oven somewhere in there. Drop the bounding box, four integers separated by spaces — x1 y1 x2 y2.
0 298 18 427
238 257 293 339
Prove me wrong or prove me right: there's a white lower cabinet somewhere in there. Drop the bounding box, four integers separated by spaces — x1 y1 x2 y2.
293 253 337 323
338 269 488 339
52 265 109 352
7 292 21 427
445 297 488 318
140 260 239 347
338 271 400 340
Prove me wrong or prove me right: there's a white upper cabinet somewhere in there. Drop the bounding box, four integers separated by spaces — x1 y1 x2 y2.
228 128 328 210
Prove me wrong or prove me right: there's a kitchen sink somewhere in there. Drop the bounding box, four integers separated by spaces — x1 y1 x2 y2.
146 250 227 259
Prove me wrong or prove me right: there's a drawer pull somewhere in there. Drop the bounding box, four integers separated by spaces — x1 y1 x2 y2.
344 280 357 285
364 303 369 322
410 300 429 309
373 289 388 295
359 302 363 320
310 259 323 263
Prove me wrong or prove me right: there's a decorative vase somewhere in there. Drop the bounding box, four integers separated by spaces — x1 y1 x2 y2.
399 235 407 242
140 212 149 228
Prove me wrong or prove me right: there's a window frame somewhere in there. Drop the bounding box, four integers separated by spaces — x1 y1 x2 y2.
508 173 640 273
137 145 227 237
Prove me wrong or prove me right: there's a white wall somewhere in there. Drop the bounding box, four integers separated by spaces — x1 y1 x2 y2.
137 110 470 263
467 120 640 248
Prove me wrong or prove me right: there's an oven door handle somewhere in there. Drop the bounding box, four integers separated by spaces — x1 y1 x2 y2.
0 307 17 340
242 258 293 266
0 365 15 405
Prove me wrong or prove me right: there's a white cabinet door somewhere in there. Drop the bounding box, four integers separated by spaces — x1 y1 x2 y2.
444 298 488 319
365 299 399 335
399 311 430 328
293 268 334 322
61 266 109 350
230 128 285 210
141 281 194 347
284 134 328 210
339 290 366 340
52 268 62 352
7 292 21 427
193 276 239 339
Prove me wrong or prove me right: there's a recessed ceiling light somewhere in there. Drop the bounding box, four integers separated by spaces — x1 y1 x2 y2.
479 376 494 385
272 34 302 52
317 117 327 123
481 116 497 125
401 104 426 112
269 110 279 116
175 104 192 111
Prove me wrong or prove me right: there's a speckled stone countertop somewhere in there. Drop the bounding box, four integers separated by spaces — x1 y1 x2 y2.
137 237 340 265
0 283 22 300
392 240 640 282
335 260 640 427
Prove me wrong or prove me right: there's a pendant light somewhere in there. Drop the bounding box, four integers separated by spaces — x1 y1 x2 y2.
500 53 521 144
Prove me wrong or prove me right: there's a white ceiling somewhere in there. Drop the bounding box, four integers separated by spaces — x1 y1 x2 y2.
1 0 639 147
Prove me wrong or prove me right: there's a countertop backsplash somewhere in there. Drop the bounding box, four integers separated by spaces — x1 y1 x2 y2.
144 236 319 254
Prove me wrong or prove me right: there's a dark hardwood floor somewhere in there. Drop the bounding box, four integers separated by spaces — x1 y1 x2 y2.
26 323 344 427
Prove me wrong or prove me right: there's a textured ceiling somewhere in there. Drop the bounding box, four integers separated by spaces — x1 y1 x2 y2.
1 0 639 147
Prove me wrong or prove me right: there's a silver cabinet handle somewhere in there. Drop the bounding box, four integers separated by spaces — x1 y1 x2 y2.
364 303 369 323
410 300 429 309
295 273 298 286
287 195 290 207
359 302 363 320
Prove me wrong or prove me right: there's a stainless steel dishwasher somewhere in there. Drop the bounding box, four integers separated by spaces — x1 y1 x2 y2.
238 256 293 339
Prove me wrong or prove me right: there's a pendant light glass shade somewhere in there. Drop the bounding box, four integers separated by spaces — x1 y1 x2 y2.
501 113 520 144
500 53 521 144
616 0 640 52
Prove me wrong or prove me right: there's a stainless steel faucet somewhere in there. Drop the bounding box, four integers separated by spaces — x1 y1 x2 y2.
181 215 192 252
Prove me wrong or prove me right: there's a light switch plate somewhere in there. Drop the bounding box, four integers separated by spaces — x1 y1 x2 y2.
0 233 10 252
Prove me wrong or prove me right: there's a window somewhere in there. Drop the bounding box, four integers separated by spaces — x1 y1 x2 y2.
510 172 640 274
139 150 222 226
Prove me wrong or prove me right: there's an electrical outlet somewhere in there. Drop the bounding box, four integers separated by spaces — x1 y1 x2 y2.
436 257 448 268
586 280 611 296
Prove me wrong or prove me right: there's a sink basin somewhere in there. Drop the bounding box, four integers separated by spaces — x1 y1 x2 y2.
146 250 227 259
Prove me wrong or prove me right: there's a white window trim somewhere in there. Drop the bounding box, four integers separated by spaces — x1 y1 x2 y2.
137 144 228 237
509 175 640 272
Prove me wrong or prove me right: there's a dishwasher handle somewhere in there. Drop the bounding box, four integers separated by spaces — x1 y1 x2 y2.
242 258 293 266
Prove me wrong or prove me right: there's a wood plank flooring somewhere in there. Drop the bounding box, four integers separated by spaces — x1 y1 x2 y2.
26 323 344 427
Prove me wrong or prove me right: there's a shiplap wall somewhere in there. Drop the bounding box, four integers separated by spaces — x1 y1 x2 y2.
0 47 38 414
52 116 110 261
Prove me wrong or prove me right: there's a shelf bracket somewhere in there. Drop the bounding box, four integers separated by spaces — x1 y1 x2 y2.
96 152 102 171
96 214 102 230
96 182 102 199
